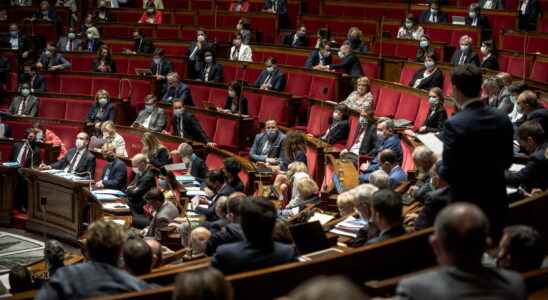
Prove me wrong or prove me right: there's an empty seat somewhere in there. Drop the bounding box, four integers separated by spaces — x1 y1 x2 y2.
394 94 421 123
258 95 289 125
213 118 239 149
306 104 334 137
375 87 401 117
39 99 66 119
65 100 92 121
308 75 336 100
242 91 262 119
530 59 548 82
188 85 211 108
205 152 224 170
285 73 312 98
194 112 217 139
208 88 228 108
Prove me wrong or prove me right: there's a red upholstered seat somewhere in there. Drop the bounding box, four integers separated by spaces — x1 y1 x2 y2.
285 73 311 98
194 112 217 139
0 144 11 162
539 17 548 33
208 88 228 108
95 158 108 182
160 44 187 57
258 95 289 125
187 85 211 108
101 26 130 39
113 11 142 23
399 66 419 85
64 100 91 121
7 72 18 92
305 146 318 183
173 12 194 24
222 65 239 83
308 76 336 100
39 99 66 119
394 94 421 123
286 54 307 67
46 124 81 149
127 59 151 76
395 44 418 60
504 55 532 78
61 76 92 95
43 74 60 93
413 98 431 131
244 68 262 85
526 36 548 54
501 33 525 52
213 118 239 149
120 79 152 107
242 91 262 118
361 61 380 79
321 162 334 191
376 42 397 58
530 59 548 82
115 57 130 74
155 27 179 40
238 170 248 191
122 133 143 157
67 56 93 72
205 152 224 170
306 104 334 137
92 77 121 98
401 140 415 172
375 87 401 118
345 115 360 149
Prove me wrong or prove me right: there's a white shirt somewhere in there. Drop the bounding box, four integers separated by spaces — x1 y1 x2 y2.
349 130 366 155
10 37 19 50
142 114 153 129
64 149 83 173
483 0 494 8
16 143 29 165
0 124 5 138
520 0 528 13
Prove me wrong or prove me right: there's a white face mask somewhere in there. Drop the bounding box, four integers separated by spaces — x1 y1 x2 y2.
266 66 274 72
75 139 85 149
337 51 345 58
204 56 213 63
132 167 141 175
424 61 435 69
98 97 108 105
429 96 440 105
87 33 93 40
67 32 76 39
359 116 367 124
480 46 488 54
173 108 183 116
469 11 477 18
431 8 438 14
197 35 205 42
332 112 341 121
21 88 30 96
460 44 469 52
228 90 236 98
405 21 413 29
419 40 429 48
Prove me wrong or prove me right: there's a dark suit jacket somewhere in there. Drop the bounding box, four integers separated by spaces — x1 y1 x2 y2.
465 15 491 38
283 32 308 47
32 8 59 22
186 41 213 77
38 53 72 70
506 142 548 192
86 102 115 123
348 38 368 53
126 167 158 214
1 34 29 52
366 225 406 244
212 241 297 275
197 184 235 222
249 131 286 162
228 177 245 192
172 110 210 142
80 39 103 53
396 266 527 300
57 37 82 52
419 10 449 23
254 68 286 92
101 158 128 190
11 141 40 168
161 82 193 106
135 107 167 132
92 58 117 73
322 119 350 145
199 63 223 82
480 54 499 70
355 120 379 156
329 54 364 77
51 148 96 178
150 58 172 77
264 0 288 14
280 150 307 171
30 74 47 92
450 49 480 66
224 96 248 115
409 67 444 90
526 108 548 137
423 107 448 132
205 223 245 256
414 186 451 230
441 100 513 233
367 134 402 171
148 148 172 168
304 49 332 69
190 155 207 180
9 95 39 116
134 37 155 54
0 123 12 138
519 0 541 30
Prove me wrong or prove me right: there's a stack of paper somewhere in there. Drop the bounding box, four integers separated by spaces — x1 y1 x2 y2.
93 189 126 197
308 212 335 225
329 216 366 238
1 162 20 168
102 203 130 213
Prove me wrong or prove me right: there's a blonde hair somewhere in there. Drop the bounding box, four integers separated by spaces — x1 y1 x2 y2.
287 161 308 179
337 192 356 217
141 132 166 158
95 89 110 102
86 26 101 39
296 177 319 199
347 27 363 39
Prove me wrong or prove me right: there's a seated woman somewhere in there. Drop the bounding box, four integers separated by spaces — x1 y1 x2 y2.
337 191 357 218
320 104 350 145
397 14 424 40
281 177 319 218
341 76 374 112
81 26 103 52
141 131 172 168
138 4 162 24
230 0 250 12
415 35 435 62
346 27 368 53
222 81 248 115
409 54 443 91
92 45 116 73
236 18 252 44
480 40 499 71
32 121 67 159
158 168 183 212
86 89 115 128
101 121 128 157
313 27 330 49
272 161 310 205
279 131 307 171
198 49 223 83
416 87 447 134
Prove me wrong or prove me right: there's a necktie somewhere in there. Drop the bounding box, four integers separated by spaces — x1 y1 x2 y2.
18 97 27 115
232 47 239 60
67 150 80 173
179 117 184 137
459 54 466 65
19 144 29 166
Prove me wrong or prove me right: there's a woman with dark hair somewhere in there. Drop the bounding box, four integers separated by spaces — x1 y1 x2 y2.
158 168 183 211
409 54 443 91
480 40 499 70
314 27 331 48
86 89 115 127
415 35 435 62
138 3 162 24
280 131 307 171
320 104 350 144
92 45 116 73
397 14 424 40
223 81 248 115
419 87 447 133
198 49 223 83
141 132 172 168
235 18 252 44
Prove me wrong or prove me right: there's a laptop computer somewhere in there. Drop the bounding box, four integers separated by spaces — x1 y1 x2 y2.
289 221 330 255
452 16 465 25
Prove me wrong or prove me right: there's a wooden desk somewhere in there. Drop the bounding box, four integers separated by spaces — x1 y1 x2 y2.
0 165 17 225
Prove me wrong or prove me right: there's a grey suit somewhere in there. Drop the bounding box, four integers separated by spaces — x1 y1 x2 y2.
145 200 178 240
249 131 286 162
396 266 527 300
9 95 39 117
57 37 82 52
135 107 167 133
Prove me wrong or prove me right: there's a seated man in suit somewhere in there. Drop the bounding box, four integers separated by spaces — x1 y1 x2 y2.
9 83 39 117
198 49 223 83
396 203 527 299
465 3 491 39
346 184 379 247
519 0 541 31
195 170 236 223
123 238 153 276
2 24 30 57
11 128 40 168
126 154 158 224
341 106 378 157
211 196 297 275
149 48 172 96
324 41 364 77
134 94 167 133
161 72 193 105
359 118 403 182
36 42 72 72
506 121 548 192
283 25 308 48
366 189 406 245
94 143 127 191
36 220 150 299
304 39 332 70
172 142 207 181
56 27 81 52
254 57 286 92
413 160 452 230
516 90 548 136
39 132 96 178
165 99 214 145
249 120 286 164
377 149 407 189
19 64 47 93
318 104 350 145
31 0 59 23
0 115 12 138
129 29 155 54
496 225 545 273
450 35 480 66
419 2 448 24
142 188 178 240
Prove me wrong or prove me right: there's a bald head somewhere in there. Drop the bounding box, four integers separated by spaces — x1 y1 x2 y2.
434 203 489 266
145 239 162 268
517 90 540 114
